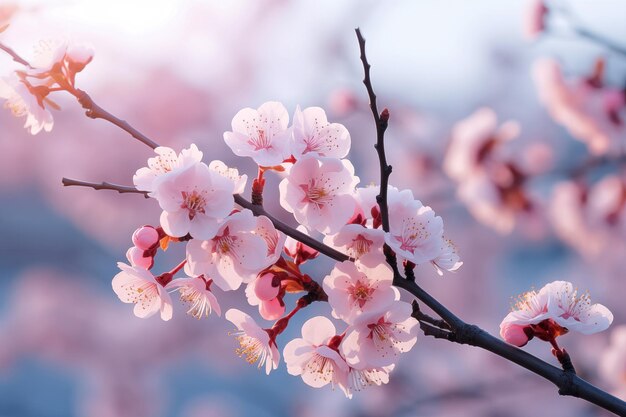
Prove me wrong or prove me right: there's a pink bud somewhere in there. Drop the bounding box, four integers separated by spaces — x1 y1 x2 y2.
132 226 159 250
500 323 530 347
126 246 153 270
254 273 280 301
66 43 94 72
259 298 285 321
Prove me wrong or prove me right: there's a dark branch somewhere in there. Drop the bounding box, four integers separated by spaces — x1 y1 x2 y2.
62 178 149 197
72 89 159 149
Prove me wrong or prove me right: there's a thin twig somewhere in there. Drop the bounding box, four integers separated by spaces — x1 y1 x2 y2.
0 42 32 67
61 178 149 197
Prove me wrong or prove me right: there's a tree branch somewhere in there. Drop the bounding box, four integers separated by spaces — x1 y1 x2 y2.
0 42 32 67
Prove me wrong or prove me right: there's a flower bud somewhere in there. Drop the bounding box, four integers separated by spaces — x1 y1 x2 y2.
254 272 280 301
66 43 94 73
500 322 530 347
259 297 285 321
132 226 159 250
126 246 153 270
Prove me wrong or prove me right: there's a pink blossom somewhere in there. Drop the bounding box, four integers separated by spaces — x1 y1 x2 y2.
346 364 394 395
0 75 53 134
323 257 398 324
167 277 221 319
600 326 626 399
279 154 359 234
523 0 548 40
283 316 350 396
546 281 613 335
284 225 319 264
225 309 279 375
443 107 520 181
133 144 203 193
111 263 173 321
207 159 248 194
500 281 613 346
152 161 234 240
385 188 445 265
253 215 287 266
223 101 291 166
184 209 271 291
244 277 285 321
323 224 385 261
431 238 463 276
125 246 153 269
132 226 160 250
291 106 351 158
65 43 95 72
341 302 418 368
533 59 626 155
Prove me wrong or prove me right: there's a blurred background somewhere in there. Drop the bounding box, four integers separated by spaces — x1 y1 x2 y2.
1 0 625 416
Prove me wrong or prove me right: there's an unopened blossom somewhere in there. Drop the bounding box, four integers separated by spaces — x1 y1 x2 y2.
443 107 520 181
283 316 350 396
126 246 153 270
385 188 445 265
245 274 285 321
132 226 160 250
431 238 463 276
533 59 626 155
0 75 53 134
500 280 613 346
225 309 279 375
341 301 418 369
111 263 173 321
208 160 248 194
223 101 292 166
185 210 271 291
133 144 203 193
599 326 626 399
279 154 359 234
323 257 397 324
152 162 234 240
291 106 351 159
65 43 94 73
167 277 220 319
324 224 385 261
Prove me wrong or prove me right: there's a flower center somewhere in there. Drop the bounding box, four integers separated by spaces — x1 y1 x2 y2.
233 332 269 369
178 283 211 319
213 227 238 255
301 179 332 208
393 218 429 254
248 128 273 151
181 190 207 220
349 234 373 257
305 353 338 385
348 280 374 308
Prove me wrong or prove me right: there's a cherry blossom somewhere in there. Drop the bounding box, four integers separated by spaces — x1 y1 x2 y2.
500 281 613 346
284 225 319 264
184 209 271 291
323 257 397 324
523 0 548 40
0 75 53 134
245 274 285 321
133 144 203 193
283 316 350 396
208 159 248 194
225 309 279 375
167 277 221 319
111 263 173 321
385 188 445 266
279 154 359 234
132 226 160 250
152 161 234 240
341 301 418 368
291 106 351 158
223 101 292 166
253 215 287 266
323 224 385 261
346 364 394 395
431 238 463 276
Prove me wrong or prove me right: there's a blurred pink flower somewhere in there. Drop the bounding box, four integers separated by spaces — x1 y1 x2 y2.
523 0 548 40
533 58 626 155
0 74 53 134
600 325 626 400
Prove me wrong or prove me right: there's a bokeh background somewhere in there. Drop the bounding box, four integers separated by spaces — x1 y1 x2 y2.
1 1 625 416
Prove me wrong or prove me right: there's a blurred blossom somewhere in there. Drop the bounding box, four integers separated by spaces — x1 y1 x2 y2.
533 58 626 156
523 0 548 40
600 325 626 400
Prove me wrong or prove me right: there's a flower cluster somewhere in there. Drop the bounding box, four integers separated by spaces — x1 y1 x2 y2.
0 39 94 134
500 280 613 347
105 101 461 396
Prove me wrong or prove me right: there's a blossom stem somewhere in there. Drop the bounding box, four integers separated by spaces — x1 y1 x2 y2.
0 42 32 67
